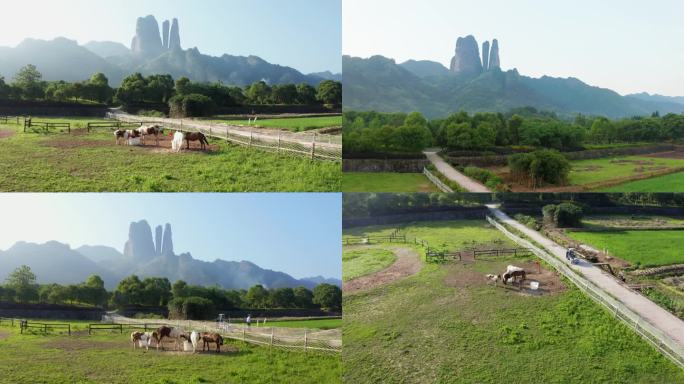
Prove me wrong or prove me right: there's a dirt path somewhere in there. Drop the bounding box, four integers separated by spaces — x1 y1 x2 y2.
423 151 490 192
488 206 684 349
343 247 422 294
0 129 15 139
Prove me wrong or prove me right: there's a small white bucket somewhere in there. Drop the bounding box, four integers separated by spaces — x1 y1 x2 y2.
128 137 141 146
183 341 193 352
530 281 539 290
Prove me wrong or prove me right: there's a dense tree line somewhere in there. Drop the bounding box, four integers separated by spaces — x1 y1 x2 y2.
344 109 684 154
0 65 342 110
0 267 341 315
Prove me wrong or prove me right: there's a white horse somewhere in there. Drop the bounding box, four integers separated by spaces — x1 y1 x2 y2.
190 331 201 353
171 131 184 152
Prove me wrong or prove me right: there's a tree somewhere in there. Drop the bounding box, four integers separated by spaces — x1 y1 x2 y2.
245 285 269 308
316 80 342 105
112 275 144 306
0 76 11 100
115 73 147 105
82 275 109 307
296 83 317 105
145 74 175 103
508 150 571 188
141 277 172 306
86 73 113 103
13 64 44 100
172 280 188 298
293 286 314 308
271 84 298 104
270 288 296 308
245 81 272 104
312 284 341 310
5 265 39 303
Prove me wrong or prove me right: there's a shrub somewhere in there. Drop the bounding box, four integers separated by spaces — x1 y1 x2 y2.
543 203 583 228
508 149 570 187
514 214 540 230
461 166 506 190
169 93 215 117
167 296 215 320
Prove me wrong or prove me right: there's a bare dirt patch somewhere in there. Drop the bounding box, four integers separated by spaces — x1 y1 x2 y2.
40 133 220 153
575 165 603 172
443 260 565 296
0 130 16 139
0 331 10 340
42 337 127 351
343 247 422 294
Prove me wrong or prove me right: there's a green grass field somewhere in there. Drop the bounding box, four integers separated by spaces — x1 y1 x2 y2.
568 155 684 188
0 322 340 384
342 221 684 383
598 171 684 192
565 230 684 267
0 118 340 192
343 248 397 282
342 172 439 192
255 318 341 330
208 116 341 132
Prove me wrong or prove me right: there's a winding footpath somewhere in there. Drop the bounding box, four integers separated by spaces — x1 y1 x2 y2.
487 205 684 350
343 247 422 294
423 150 490 192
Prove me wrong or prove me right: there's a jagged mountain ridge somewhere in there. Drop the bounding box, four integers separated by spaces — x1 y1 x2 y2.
0 220 340 290
344 35 684 119
0 15 338 86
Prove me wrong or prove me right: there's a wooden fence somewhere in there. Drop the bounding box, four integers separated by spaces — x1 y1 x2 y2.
0 115 21 124
23 119 70 133
426 247 532 262
107 112 341 161
423 167 454 193
19 320 71 335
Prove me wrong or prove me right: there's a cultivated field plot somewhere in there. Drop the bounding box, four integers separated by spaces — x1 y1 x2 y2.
342 220 684 383
0 118 340 192
599 171 684 192
342 172 439 192
581 215 684 230
569 155 684 190
0 321 340 384
206 115 342 132
565 230 684 267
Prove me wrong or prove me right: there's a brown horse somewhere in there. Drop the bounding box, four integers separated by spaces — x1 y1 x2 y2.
153 326 184 351
137 125 163 146
200 332 224 353
183 132 209 150
502 270 526 285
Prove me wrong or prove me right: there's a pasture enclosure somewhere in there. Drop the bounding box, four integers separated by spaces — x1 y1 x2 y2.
19 320 71 335
487 215 684 369
342 172 440 192
104 314 341 354
342 220 684 383
108 112 342 161
23 118 70 133
0 320 340 383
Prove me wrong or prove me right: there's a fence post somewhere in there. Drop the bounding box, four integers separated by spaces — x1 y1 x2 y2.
311 140 316 160
270 328 274 348
249 129 253 147
243 328 246 343
89 325 92 335
68 324 71 336
277 133 281 153
304 330 308 353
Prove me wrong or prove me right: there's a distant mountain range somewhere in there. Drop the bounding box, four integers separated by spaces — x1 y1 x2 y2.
0 15 339 87
0 220 341 290
343 35 684 119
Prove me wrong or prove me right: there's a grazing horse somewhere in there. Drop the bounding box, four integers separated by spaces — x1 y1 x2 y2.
131 331 154 351
183 132 209 150
114 129 129 145
171 131 185 152
485 274 500 286
200 332 224 353
502 265 526 285
136 125 163 146
179 331 202 353
153 326 184 351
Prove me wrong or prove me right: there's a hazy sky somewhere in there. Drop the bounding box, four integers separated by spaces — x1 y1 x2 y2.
0 0 341 74
343 0 684 96
0 193 341 279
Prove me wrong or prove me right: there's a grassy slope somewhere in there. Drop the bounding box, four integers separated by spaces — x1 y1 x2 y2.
568 155 684 186
342 221 684 383
343 248 397 282
342 172 439 192
0 119 340 192
255 318 341 330
0 322 340 384
209 116 342 132
598 171 684 192
565 230 684 266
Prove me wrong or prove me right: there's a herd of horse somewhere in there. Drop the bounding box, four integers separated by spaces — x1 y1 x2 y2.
131 325 225 353
486 265 527 286
114 124 209 150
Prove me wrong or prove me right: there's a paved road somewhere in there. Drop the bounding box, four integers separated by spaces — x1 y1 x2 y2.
488 206 684 348
423 151 490 192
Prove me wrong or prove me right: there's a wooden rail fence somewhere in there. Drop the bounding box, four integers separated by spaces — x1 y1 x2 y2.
426 247 532 262
19 320 71 335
